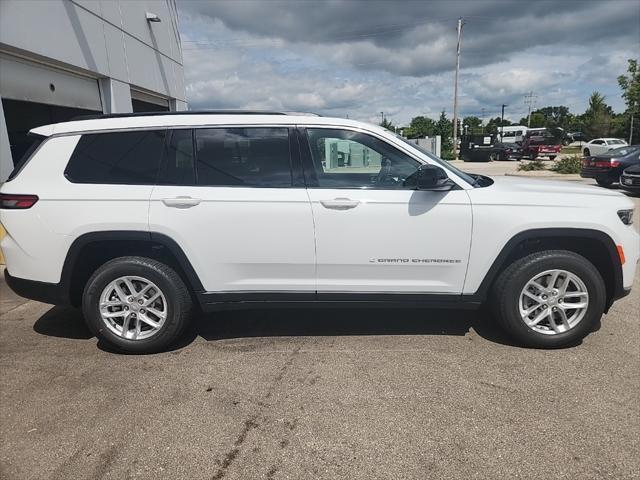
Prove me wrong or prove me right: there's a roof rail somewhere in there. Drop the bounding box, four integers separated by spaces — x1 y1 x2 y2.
71 110 320 121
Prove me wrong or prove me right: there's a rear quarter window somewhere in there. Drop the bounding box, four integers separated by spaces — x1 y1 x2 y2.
64 130 166 184
6 134 45 182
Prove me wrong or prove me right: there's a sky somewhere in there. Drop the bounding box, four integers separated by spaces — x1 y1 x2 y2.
177 0 640 126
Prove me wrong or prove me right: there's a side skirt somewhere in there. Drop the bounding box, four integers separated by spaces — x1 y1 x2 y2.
197 291 483 312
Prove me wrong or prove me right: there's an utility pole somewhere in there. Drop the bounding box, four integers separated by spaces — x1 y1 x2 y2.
481 107 486 133
380 111 384 125
500 104 507 140
452 17 465 159
524 91 538 127
630 102 635 144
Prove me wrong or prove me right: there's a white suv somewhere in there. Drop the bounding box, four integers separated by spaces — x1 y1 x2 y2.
1 112 638 353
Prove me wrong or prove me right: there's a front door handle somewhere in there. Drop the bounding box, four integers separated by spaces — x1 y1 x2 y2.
320 198 360 210
162 196 201 208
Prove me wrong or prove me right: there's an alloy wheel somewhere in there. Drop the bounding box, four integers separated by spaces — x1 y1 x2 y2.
98 276 167 340
519 269 589 335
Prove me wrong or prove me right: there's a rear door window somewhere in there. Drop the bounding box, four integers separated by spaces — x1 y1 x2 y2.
65 130 166 184
194 128 292 187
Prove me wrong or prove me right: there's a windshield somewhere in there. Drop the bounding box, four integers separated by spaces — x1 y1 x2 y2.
394 135 477 186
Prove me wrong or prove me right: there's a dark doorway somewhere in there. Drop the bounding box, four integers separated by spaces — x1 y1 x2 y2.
2 98 100 165
132 98 169 113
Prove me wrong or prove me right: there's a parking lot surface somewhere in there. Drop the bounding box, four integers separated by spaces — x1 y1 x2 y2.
1 175 638 480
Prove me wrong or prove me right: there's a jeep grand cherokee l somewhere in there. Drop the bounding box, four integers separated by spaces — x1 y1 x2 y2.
1 112 637 353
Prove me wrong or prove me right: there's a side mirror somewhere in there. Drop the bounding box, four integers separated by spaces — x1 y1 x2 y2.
404 164 454 191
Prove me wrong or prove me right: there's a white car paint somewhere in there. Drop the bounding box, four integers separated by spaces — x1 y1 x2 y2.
1 113 638 300
583 138 628 156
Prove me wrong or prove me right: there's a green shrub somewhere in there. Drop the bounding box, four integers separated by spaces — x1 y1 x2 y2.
441 149 456 160
518 159 546 171
550 155 582 174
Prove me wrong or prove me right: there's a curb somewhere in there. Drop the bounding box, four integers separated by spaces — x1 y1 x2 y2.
504 173 583 181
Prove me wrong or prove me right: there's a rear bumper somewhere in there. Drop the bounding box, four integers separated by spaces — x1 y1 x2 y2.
4 269 69 305
580 168 620 181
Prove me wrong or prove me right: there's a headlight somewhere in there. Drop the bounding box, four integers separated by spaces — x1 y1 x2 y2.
617 209 634 225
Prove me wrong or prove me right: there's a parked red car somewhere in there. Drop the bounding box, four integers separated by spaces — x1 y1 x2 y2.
522 132 562 160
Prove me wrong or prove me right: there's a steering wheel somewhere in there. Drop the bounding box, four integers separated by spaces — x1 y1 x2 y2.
376 158 398 186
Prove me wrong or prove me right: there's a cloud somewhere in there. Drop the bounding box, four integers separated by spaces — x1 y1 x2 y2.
177 0 640 124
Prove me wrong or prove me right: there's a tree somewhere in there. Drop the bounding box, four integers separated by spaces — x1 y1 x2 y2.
617 58 639 142
462 116 482 133
379 117 396 131
435 110 453 155
583 91 612 138
485 116 512 134
618 59 640 110
403 116 436 138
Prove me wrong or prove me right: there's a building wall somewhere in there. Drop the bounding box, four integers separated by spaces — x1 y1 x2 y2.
0 0 187 180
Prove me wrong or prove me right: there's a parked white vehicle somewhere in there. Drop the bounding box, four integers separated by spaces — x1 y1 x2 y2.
1 112 637 353
498 125 527 144
583 138 628 156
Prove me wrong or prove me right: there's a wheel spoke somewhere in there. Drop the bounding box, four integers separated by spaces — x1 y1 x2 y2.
113 283 128 302
144 292 161 306
146 306 167 320
563 291 588 298
138 313 161 329
558 275 571 295
121 314 131 338
548 271 560 289
557 308 571 330
100 300 124 308
123 278 137 296
560 301 588 310
528 308 550 326
101 310 126 318
523 290 542 302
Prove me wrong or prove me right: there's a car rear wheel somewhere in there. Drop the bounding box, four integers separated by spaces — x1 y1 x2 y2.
491 250 605 348
489 152 498 161
82 256 192 353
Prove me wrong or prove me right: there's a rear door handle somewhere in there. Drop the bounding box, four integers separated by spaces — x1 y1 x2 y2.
162 196 201 208
320 198 360 210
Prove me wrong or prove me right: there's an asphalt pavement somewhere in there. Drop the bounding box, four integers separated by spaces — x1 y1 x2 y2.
1 174 638 480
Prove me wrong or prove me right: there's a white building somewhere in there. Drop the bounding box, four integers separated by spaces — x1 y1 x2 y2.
0 0 187 181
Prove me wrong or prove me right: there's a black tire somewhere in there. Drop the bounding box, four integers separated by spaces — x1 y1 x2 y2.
489 152 498 161
596 178 613 187
490 250 606 348
583 148 590 157
548 155 556 161
82 256 192 353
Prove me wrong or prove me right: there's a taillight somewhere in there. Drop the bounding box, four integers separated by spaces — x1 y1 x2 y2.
593 161 619 168
0 194 39 209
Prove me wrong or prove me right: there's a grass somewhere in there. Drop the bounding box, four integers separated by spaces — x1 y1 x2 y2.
561 146 582 155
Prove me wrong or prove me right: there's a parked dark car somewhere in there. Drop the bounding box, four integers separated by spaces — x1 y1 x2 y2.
563 132 587 145
580 145 640 187
619 163 640 194
488 142 523 161
459 134 495 162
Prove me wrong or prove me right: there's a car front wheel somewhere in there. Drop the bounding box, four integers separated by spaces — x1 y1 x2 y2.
491 250 605 348
82 256 192 353
583 148 590 156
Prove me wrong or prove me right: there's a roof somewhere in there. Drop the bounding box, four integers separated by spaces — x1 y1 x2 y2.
30 112 375 137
